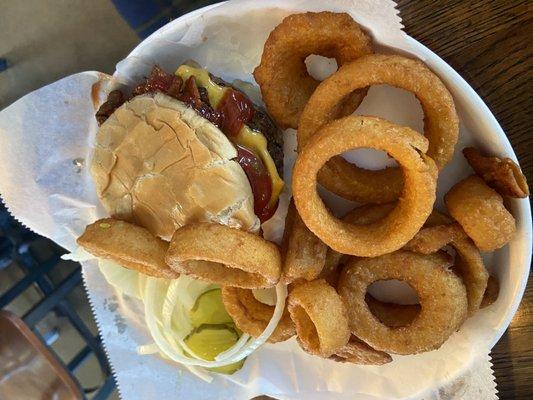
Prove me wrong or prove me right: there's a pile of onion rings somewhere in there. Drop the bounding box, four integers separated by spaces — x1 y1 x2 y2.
292 116 437 256
166 223 282 289
75 10 526 374
254 11 373 129
297 54 458 204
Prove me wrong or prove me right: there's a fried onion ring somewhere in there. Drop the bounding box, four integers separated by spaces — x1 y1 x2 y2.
449 234 489 314
288 279 350 357
292 116 437 256
281 200 327 284
221 287 295 343
254 11 373 129
319 203 396 285
166 223 281 288
405 211 489 314
338 251 467 354
444 175 516 251
330 336 392 365
463 147 529 198
404 222 463 254
365 295 421 328
298 54 458 203
481 276 500 308
77 218 178 279
319 249 346 288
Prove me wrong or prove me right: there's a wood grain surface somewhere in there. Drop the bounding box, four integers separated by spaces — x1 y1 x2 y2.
396 1 532 399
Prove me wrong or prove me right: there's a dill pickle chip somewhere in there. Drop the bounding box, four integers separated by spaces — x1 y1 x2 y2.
190 289 234 327
184 325 245 374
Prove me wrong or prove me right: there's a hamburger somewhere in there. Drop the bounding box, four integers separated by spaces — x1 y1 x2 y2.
92 63 284 240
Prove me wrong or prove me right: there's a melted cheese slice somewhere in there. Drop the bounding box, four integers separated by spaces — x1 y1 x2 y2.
175 65 284 209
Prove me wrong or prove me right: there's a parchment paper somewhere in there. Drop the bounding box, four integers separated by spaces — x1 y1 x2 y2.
1 0 529 398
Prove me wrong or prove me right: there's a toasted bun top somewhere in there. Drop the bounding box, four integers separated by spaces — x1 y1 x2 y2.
91 93 258 240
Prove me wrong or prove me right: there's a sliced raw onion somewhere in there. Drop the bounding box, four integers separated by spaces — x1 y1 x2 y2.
137 343 159 355
61 247 95 262
252 287 277 306
144 278 287 368
214 332 251 361
98 259 141 299
64 249 288 374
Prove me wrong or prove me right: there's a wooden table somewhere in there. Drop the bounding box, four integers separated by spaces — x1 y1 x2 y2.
397 1 532 398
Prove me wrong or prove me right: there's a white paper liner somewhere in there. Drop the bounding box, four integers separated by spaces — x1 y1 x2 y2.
0 0 530 399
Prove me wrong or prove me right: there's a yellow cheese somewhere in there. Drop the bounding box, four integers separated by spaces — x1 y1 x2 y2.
175 65 228 108
175 65 284 210
235 126 284 208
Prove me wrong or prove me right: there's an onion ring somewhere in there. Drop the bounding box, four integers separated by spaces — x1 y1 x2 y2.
449 235 489 314
221 287 295 343
481 276 499 308
338 251 467 354
319 203 396 285
298 54 458 203
77 218 178 279
406 211 489 314
254 11 373 129
330 336 392 365
364 295 421 328
444 175 516 251
463 147 529 198
404 222 463 255
292 116 437 256
319 249 346 288
281 200 327 284
166 223 281 289
288 279 350 357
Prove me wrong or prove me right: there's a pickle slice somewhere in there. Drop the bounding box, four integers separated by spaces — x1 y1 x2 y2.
184 326 245 374
190 289 233 327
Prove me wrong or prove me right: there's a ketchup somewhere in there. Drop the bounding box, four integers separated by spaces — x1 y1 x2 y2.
236 146 275 222
217 88 254 137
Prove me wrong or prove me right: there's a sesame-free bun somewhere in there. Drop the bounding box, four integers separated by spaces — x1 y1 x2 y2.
91 93 258 240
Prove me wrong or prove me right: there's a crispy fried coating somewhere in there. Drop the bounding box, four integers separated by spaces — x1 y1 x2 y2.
405 211 489 314
463 147 529 198
77 218 178 279
166 223 281 288
338 251 467 355
293 116 437 257
330 336 392 365
281 200 327 284
445 175 516 251
254 12 373 129
480 275 500 308
404 223 463 254
365 295 421 328
221 287 295 343
288 279 350 357
298 54 458 203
